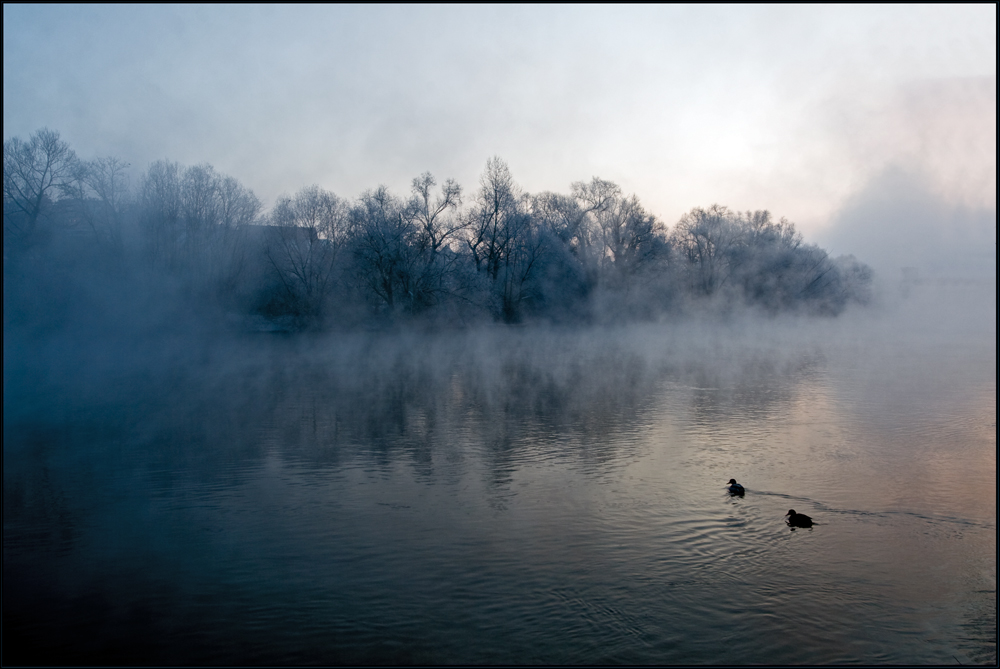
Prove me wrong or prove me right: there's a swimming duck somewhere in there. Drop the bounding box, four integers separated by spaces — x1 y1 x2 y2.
785 509 813 528
727 479 745 495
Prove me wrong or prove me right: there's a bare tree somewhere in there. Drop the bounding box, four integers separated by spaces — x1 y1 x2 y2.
3 128 79 243
465 157 523 281
463 158 554 322
134 160 262 315
668 205 873 313
572 177 620 219
350 185 424 313
600 195 665 282
216 174 263 229
262 185 348 325
572 177 667 289
181 164 222 230
137 160 182 265
137 161 261 272
496 209 547 322
671 204 742 296
532 191 593 265
54 156 134 253
84 156 132 250
525 192 595 320
408 172 464 256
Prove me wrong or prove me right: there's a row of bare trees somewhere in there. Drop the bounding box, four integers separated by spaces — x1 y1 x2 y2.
4 128 872 331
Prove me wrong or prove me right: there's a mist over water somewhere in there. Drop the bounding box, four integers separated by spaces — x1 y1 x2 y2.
4 6 994 664
4 280 995 665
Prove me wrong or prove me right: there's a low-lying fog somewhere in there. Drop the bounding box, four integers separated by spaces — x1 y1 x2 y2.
4 274 995 664
4 6 995 662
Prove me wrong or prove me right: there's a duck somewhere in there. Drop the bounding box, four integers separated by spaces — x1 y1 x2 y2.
726 479 745 495
785 509 813 528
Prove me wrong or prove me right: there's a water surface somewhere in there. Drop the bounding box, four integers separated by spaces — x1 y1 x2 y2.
4 283 996 664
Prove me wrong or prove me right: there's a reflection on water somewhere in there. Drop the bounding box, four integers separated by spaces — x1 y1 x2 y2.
4 284 996 664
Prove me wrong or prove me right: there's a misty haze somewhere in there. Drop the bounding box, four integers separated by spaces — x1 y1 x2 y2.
4 5 996 666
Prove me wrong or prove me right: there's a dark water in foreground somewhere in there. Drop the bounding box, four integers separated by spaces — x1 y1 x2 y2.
4 284 996 665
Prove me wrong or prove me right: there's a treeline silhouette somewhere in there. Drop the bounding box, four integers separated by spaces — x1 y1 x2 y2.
4 128 872 332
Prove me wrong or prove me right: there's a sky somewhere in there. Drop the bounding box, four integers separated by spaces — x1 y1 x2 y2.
3 5 996 276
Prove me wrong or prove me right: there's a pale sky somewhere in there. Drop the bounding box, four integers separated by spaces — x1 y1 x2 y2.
4 5 996 273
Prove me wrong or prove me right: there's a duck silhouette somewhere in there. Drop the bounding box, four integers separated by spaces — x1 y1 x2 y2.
785 509 813 528
726 479 745 495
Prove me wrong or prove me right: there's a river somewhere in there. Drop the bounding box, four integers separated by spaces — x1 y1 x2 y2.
4 281 995 664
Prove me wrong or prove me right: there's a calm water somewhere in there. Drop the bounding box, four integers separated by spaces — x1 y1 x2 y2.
4 283 996 665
